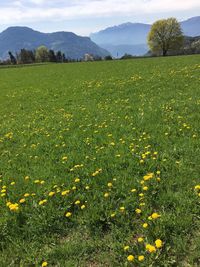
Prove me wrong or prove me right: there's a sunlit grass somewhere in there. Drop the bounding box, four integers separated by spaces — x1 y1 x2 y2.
0 55 200 266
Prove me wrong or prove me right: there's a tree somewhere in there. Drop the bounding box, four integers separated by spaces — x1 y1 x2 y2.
104 55 113 60
35 46 49 62
17 49 35 64
148 18 184 56
56 51 63 62
8 51 17 64
48 49 57 62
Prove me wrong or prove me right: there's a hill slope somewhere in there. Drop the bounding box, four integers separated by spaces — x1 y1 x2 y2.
0 27 109 60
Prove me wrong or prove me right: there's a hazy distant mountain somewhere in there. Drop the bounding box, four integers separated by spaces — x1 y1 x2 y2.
90 22 151 46
181 17 200 37
90 16 200 57
0 27 109 60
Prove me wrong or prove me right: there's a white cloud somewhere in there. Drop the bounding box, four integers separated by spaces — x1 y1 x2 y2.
0 0 199 25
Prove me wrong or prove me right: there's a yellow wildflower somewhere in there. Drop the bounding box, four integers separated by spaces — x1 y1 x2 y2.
138 255 144 262
127 255 134 262
124 246 129 251
151 213 161 219
65 212 72 217
155 239 163 248
19 198 26 204
49 192 55 197
135 209 142 214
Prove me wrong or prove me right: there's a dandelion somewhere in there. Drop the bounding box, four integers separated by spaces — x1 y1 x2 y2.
151 213 161 219
39 199 47 205
19 198 26 204
138 237 144 243
120 207 125 212
49 191 55 197
104 192 109 198
107 182 113 187
131 189 137 192
155 239 163 248
124 246 129 251
75 200 80 205
9 203 19 212
81 205 86 210
42 261 48 267
143 223 148 228
138 255 144 262
74 178 80 183
135 208 142 214
146 244 156 253
65 212 72 218
127 255 134 262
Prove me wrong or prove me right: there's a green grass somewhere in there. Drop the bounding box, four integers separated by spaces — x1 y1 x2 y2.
0 56 199 267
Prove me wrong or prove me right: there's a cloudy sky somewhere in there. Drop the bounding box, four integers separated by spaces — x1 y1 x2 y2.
0 0 199 35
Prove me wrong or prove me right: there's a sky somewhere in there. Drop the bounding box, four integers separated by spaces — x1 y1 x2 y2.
0 0 199 36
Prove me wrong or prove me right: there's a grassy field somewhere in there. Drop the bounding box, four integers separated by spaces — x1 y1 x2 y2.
0 55 200 267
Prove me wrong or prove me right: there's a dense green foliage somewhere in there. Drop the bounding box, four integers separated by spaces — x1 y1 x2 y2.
148 18 184 56
0 56 199 266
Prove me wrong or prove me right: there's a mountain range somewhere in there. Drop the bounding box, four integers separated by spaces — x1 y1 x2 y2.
0 16 199 60
90 16 200 57
0 27 109 60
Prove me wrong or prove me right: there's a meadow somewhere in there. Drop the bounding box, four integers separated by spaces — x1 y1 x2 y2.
0 55 199 267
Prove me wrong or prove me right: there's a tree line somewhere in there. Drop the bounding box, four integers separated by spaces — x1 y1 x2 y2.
5 46 69 65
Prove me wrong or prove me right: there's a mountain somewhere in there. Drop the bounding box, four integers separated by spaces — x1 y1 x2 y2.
180 16 200 37
0 26 109 60
90 22 151 46
90 16 200 57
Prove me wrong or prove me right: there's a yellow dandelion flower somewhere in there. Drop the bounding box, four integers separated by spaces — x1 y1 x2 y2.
146 244 156 253
142 223 148 228
138 255 144 262
49 192 55 197
135 209 142 214
151 213 161 219
75 200 80 205
138 237 144 243
155 239 163 248
127 255 134 262
124 246 129 251
19 198 26 204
